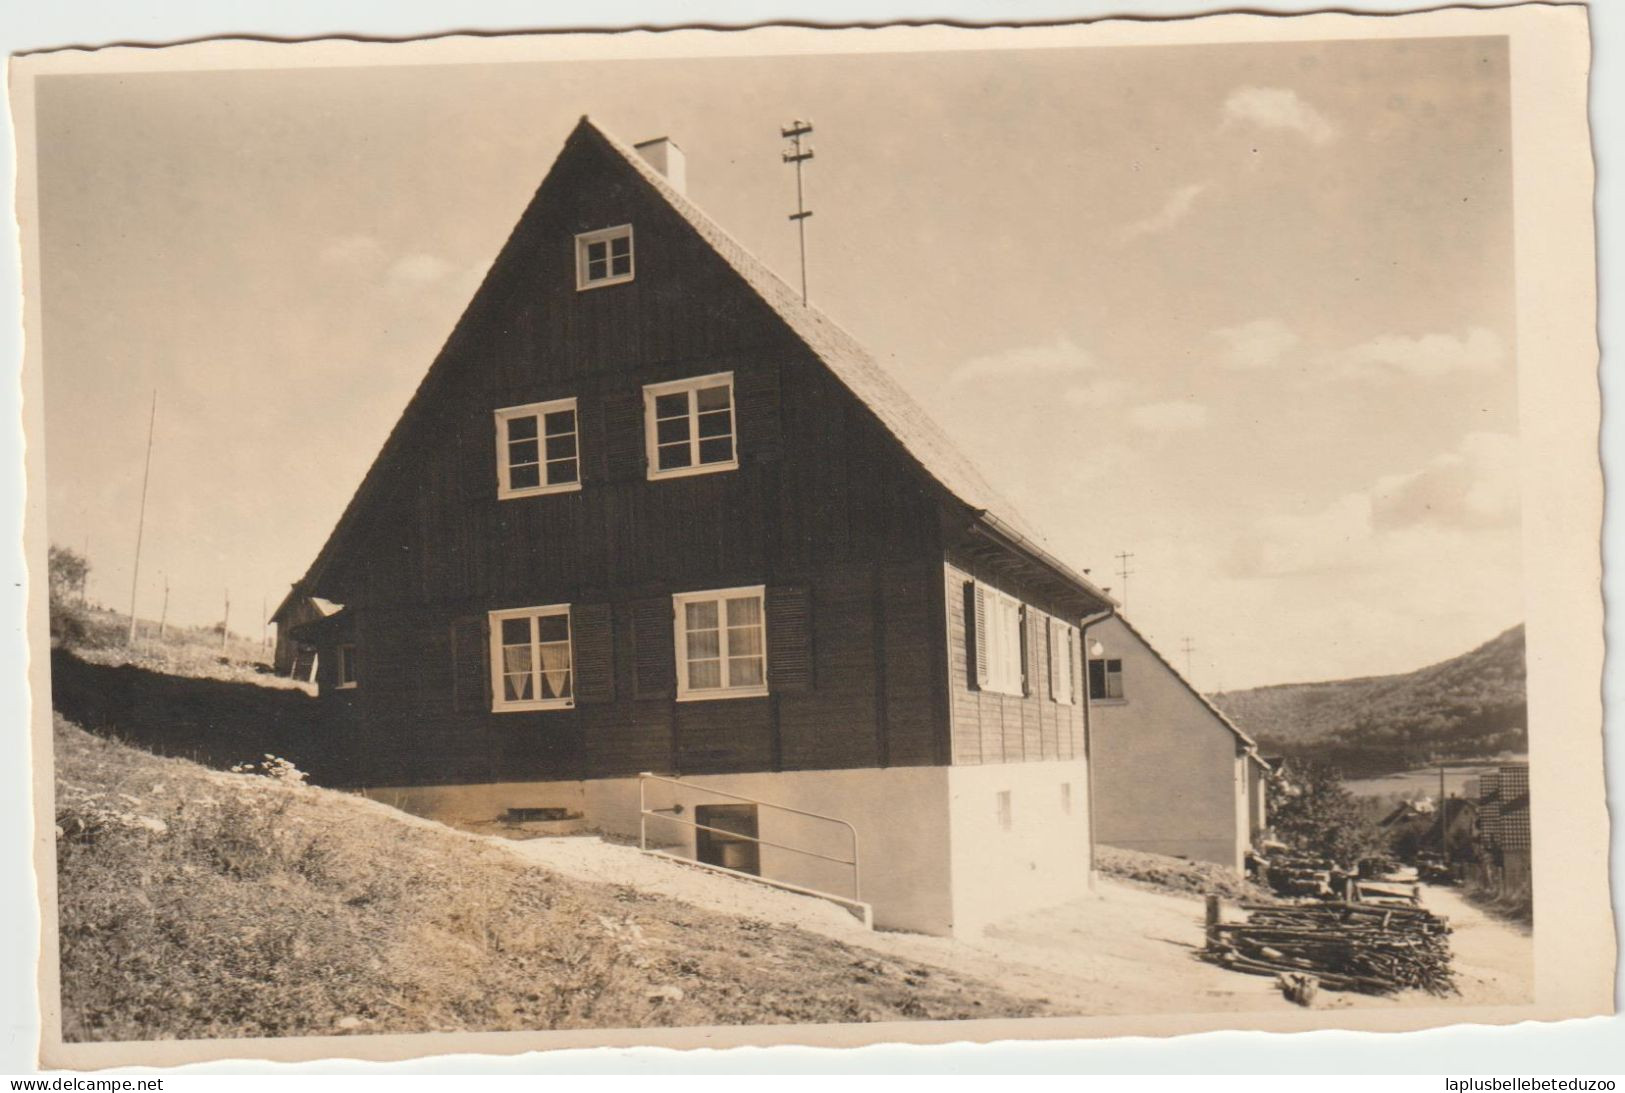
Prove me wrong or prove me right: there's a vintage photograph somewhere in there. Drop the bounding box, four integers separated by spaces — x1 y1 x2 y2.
12 5 1611 1066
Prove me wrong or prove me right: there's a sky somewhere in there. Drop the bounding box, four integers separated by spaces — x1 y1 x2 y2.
32 32 1520 691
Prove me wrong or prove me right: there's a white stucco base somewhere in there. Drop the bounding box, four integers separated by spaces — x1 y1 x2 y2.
363 762 1092 937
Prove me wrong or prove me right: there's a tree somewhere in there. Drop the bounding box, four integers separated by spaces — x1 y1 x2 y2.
1269 761 1382 867
48 544 89 604
47 544 92 646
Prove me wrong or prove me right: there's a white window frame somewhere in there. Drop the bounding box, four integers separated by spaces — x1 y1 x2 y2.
494 398 581 500
643 372 739 481
980 584 1025 696
488 604 575 713
1090 656 1126 702
336 643 357 690
575 224 634 290
1049 618 1074 706
673 585 768 701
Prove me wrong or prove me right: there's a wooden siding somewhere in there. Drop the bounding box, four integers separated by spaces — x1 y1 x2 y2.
308 132 952 786
942 556 1085 766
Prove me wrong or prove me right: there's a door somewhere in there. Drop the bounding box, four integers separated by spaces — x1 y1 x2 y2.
695 803 760 876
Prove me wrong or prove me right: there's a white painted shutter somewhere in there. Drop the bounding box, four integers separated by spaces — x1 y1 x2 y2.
968 581 989 690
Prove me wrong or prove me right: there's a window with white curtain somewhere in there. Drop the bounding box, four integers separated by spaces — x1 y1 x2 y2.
488 605 574 711
674 586 767 699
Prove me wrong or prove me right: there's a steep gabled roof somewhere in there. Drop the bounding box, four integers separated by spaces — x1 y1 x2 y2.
1112 614 1260 755
289 117 1109 607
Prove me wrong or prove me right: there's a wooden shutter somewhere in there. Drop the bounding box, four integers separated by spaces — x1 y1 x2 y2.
1047 619 1060 700
1067 629 1079 705
572 603 615 703
1019 606 1034 696
733 363 783 464
766 585 813 692
965 581 989 690
602 389 645 483
450 615 489 713
632 596 676 698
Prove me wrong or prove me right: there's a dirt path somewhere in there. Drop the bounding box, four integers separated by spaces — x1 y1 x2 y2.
499 836 1535 1017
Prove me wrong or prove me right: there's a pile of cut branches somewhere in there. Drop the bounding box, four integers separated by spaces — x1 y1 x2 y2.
1202 901 1456 996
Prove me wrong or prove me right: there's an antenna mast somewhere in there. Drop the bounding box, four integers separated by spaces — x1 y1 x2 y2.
1180 636 1196 678
1114 550 1135 613
781 119 814 305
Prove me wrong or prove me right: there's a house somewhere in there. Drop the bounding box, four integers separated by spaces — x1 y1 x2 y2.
276 116 1203 936
1378 795 1478 864
1468 762 1531 895
1085 616 1268 872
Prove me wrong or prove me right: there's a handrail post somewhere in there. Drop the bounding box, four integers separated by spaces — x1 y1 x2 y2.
638 771 648 851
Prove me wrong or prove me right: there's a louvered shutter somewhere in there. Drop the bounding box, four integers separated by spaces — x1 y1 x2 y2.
632 596 676 698
766 585 813 692
965 581 989 690
1067 629 1079 705
572 603 615 703
1020 606 1036 696
1048 619 1061 700
450 615 489 713
602 389 645 483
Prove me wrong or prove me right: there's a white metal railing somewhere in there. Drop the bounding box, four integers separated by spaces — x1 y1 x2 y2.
637 771 861 903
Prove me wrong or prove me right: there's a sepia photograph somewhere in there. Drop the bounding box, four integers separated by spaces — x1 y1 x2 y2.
10 2 1612 1069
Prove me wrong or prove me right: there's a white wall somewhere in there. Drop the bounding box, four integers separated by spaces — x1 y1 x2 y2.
944 759 1093 936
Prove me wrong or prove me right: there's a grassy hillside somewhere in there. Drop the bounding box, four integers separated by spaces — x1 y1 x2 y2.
1210 625 1526 777
53 717 1041 1041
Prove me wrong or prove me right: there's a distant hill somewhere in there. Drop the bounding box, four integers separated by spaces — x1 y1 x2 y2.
1210 625 1527 778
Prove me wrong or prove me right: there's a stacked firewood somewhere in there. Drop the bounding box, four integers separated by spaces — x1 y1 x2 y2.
1203 900 1457 996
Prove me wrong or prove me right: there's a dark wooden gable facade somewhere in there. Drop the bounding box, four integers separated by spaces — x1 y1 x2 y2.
296 119 962 788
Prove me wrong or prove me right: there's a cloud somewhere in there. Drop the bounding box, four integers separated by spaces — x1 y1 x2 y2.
1063 378 1132 409
1371 432 1520 531
1222 87 1337 145
1212 319 1300 370
1118 183 1208 243
1129 400 1209 434
1328 327 1504 380
949 335 1098 387
386 252 459 289
319 234 384 266
1225 431 1521 579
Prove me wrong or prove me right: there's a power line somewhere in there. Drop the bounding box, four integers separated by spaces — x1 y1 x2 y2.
781 119 814 305
126 391 157 645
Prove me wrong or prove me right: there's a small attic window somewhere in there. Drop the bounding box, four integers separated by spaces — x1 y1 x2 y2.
576 225 634 289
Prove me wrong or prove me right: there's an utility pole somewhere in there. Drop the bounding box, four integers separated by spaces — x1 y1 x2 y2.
222 588 231 652
1439 764 1448 862
261 595 269 653
126 391 157 645
157 574 169 641
1180 636 1196 678
1114 550 1135 612
781 119 814 306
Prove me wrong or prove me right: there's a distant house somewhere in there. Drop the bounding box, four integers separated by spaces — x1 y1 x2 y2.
1378 795 1478 863
276 117 1246 935
1469 763 1531 894
1086 616 1268 872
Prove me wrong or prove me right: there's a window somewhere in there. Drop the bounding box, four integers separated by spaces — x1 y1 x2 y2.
336 643 357 690
980 584 1025 696
674 586 767 700
494 399 579 498
644 373 738 479
1089 657 1125 701
489 605 574 712
1049 618 1074 706
575 225 633 289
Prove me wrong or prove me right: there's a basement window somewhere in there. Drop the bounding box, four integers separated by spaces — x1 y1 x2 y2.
997 790 1013 832
489 605 574 712
495 398 580 499
336 644 357 690
644 373 737 479
674 586 767 700
575 225 634 289
1089 657 1125 701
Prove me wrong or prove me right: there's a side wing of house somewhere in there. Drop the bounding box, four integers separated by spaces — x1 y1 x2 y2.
1086 616 1255 872
294 120 954 790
